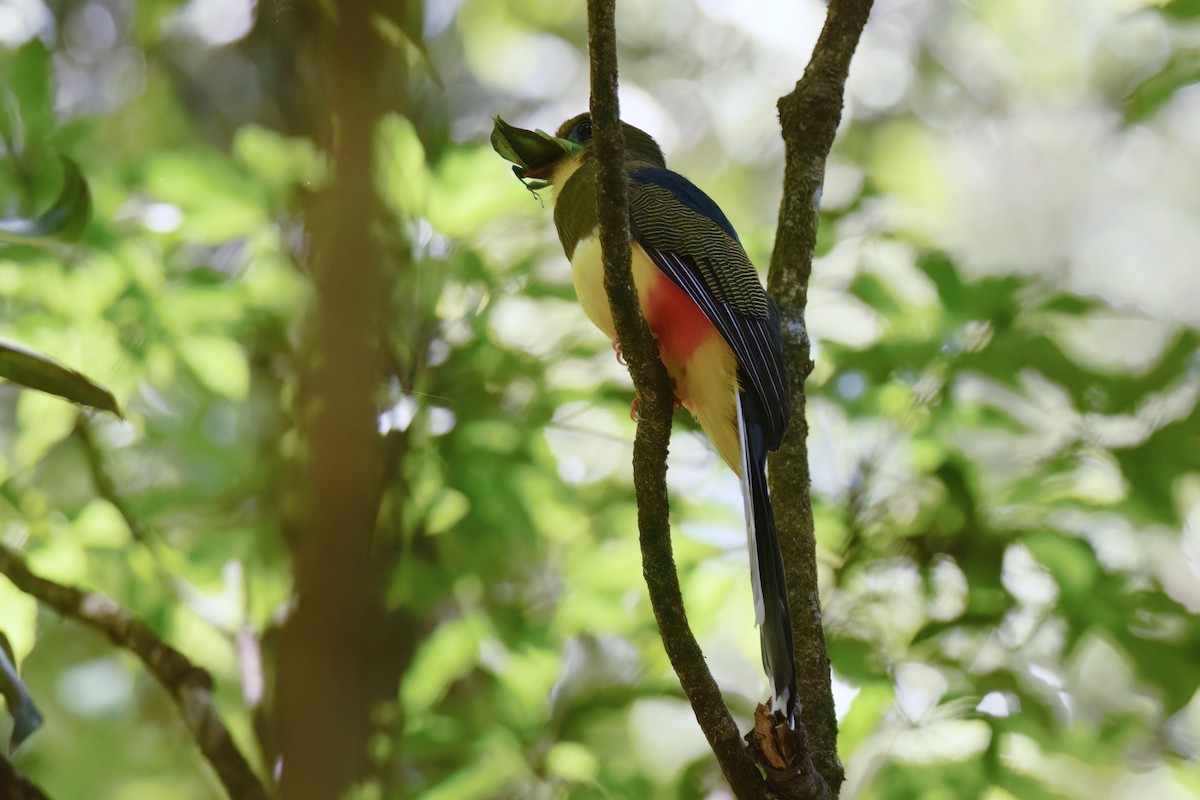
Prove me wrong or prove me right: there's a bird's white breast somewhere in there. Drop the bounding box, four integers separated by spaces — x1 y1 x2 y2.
569 233 660 342
568 231 740 471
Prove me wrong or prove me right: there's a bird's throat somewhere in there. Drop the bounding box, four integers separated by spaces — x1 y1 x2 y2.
549 153 586 192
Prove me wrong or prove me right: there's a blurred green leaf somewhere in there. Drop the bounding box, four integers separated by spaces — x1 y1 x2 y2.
916 253 1021 326
380 114 430 214
838 682 893 758
1114 401 1200 523
402 614 486 713
0 158 92 244
233 125 325 200
0 632 43 752
0 341 119 415
1125 56 1200 123
990 768 1073 800
144 152 266 243
177 336 250 401
0 40 53 155
414 733 525 800
545 740 598 783
373 0 445 86
1022 533 1099 599
1158 0 1200 20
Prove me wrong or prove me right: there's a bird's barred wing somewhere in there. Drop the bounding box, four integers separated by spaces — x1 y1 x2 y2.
628 168 789 446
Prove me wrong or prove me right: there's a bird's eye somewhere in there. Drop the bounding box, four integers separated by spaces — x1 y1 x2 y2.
575 119 593 142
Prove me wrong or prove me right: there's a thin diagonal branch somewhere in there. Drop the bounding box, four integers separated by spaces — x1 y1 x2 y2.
74 417 240 637
767 0 876 795
586 1 770 798
0 544 270 800
74 418 148 542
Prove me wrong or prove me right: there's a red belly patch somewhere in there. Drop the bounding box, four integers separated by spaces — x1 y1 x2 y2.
645 275 717 364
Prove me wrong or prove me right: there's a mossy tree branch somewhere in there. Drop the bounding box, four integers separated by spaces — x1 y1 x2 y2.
586 1 771 798
767 0 876 795
587 0 873 796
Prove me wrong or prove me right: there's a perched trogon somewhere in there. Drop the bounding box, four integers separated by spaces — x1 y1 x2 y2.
492 112 796 723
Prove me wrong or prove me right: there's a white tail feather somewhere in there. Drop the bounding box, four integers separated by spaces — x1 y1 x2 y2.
736 391 765 626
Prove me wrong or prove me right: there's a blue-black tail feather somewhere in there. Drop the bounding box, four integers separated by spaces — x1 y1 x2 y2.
740 384 797 724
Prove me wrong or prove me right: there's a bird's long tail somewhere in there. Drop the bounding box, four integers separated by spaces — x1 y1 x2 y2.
736 390 797 725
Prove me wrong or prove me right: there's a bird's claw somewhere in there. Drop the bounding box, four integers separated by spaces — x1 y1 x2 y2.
612 340 626 366
629 396 683 421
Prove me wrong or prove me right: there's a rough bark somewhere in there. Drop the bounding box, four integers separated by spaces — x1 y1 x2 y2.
587 1 772 797
585 0 877 795
767 0 877 795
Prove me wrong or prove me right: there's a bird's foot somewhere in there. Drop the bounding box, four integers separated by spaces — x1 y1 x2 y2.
629 396 683 421
612 340 626 366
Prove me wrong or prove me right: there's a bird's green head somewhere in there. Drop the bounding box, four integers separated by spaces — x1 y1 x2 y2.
491 112 665 193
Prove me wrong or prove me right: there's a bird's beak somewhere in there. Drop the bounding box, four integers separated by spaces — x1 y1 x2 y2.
491 116 582 191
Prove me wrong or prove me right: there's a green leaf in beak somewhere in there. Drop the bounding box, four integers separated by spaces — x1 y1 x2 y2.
491 116 581 193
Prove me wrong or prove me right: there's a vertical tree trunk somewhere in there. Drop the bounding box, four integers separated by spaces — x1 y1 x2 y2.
275 4 386 798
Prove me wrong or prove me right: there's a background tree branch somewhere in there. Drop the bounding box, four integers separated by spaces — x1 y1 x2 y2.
0 752 52 800
767 0 876 795
0 545 269 800
73 417 243 636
